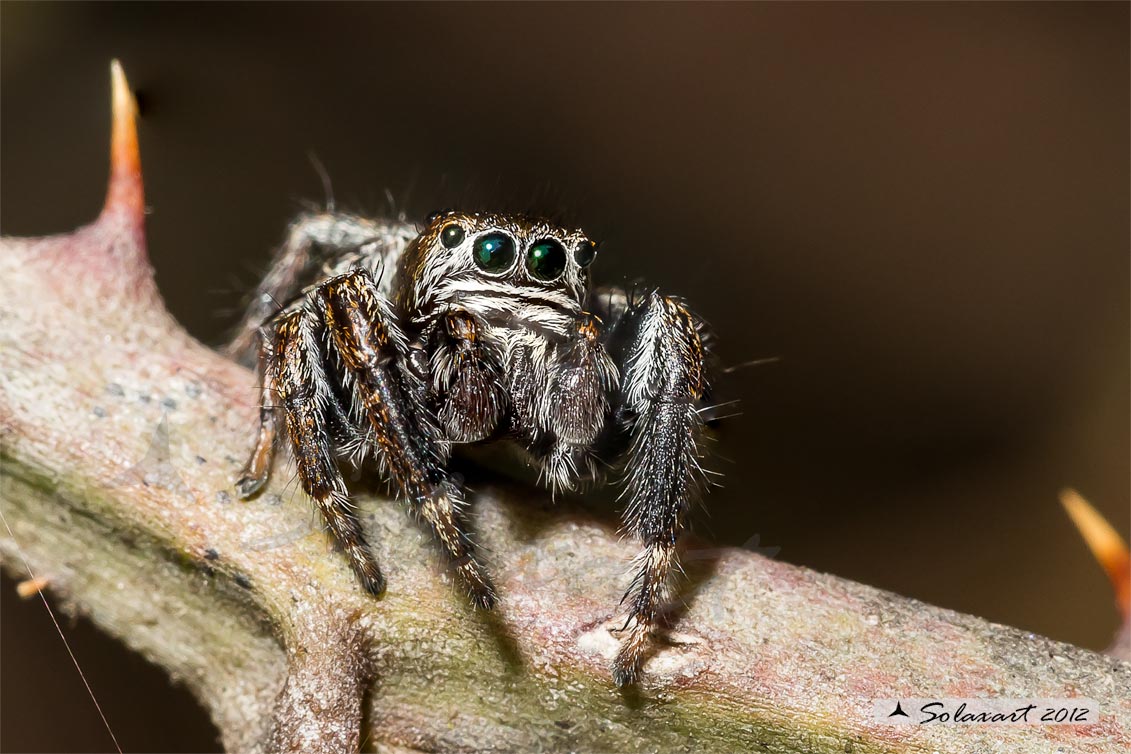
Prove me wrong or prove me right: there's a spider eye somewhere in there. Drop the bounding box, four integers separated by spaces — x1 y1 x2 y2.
472 232 516 273
440 223 465 249
427 208 454 225
574 240 597 268
526 239 567 281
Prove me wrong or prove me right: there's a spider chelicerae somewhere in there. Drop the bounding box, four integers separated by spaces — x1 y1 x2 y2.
230 209 715 686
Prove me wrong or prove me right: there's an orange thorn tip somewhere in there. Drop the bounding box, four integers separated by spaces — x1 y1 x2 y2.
1060 488 1130 617
16 576 50 599
104 59 144 218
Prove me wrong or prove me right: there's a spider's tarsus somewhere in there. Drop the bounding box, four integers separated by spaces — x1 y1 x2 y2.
611 658 640 688
453 553 499 609
361 570 387 598
234 474 267 499
472 589 498 610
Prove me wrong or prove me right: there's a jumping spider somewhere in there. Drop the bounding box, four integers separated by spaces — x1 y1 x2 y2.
231 210 714 686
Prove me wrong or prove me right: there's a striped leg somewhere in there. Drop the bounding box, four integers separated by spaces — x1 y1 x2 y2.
609 292 709 686
250 309 387 596
319 270 497 608
235 328 279 498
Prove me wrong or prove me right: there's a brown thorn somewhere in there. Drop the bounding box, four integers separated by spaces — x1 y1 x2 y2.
102 60 144 220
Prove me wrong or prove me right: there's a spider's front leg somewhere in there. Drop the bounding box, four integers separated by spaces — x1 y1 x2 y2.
237 308 388 596
604 290 710 686
318 271 497 608
237 269 496 607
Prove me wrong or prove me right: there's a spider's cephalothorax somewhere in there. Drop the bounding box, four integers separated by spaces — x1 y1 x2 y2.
231 209 713 686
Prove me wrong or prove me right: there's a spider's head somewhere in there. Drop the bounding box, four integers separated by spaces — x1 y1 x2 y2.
395 210 598 316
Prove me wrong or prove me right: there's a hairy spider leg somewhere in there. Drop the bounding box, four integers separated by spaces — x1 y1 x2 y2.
319 270 497 608
267 309 387 596
607 292 709 686
235 330 280 498
228 212 396 363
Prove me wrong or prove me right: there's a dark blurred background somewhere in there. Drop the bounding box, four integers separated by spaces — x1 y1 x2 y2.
1 2 1127 751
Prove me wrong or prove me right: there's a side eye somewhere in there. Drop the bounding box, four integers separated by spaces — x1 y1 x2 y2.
427 208 454 225
440 223 465 249
472 232 516 273
574 240 597 268
526 239 567 281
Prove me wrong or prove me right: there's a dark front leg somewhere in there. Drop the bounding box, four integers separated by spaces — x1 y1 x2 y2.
240 309 387 596
320 271 497 608
235 328 279 498
607 291 710 686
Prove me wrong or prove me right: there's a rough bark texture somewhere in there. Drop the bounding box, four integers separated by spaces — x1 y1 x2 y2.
1 64 1128 754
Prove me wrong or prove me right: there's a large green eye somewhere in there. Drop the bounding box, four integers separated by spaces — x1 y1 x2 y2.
526 239 567 281
440 223 465 249
472 232 516 273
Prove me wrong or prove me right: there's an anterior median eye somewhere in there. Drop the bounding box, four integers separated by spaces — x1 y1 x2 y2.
440 223 465 249
526 239 567 281
472 232 516 273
